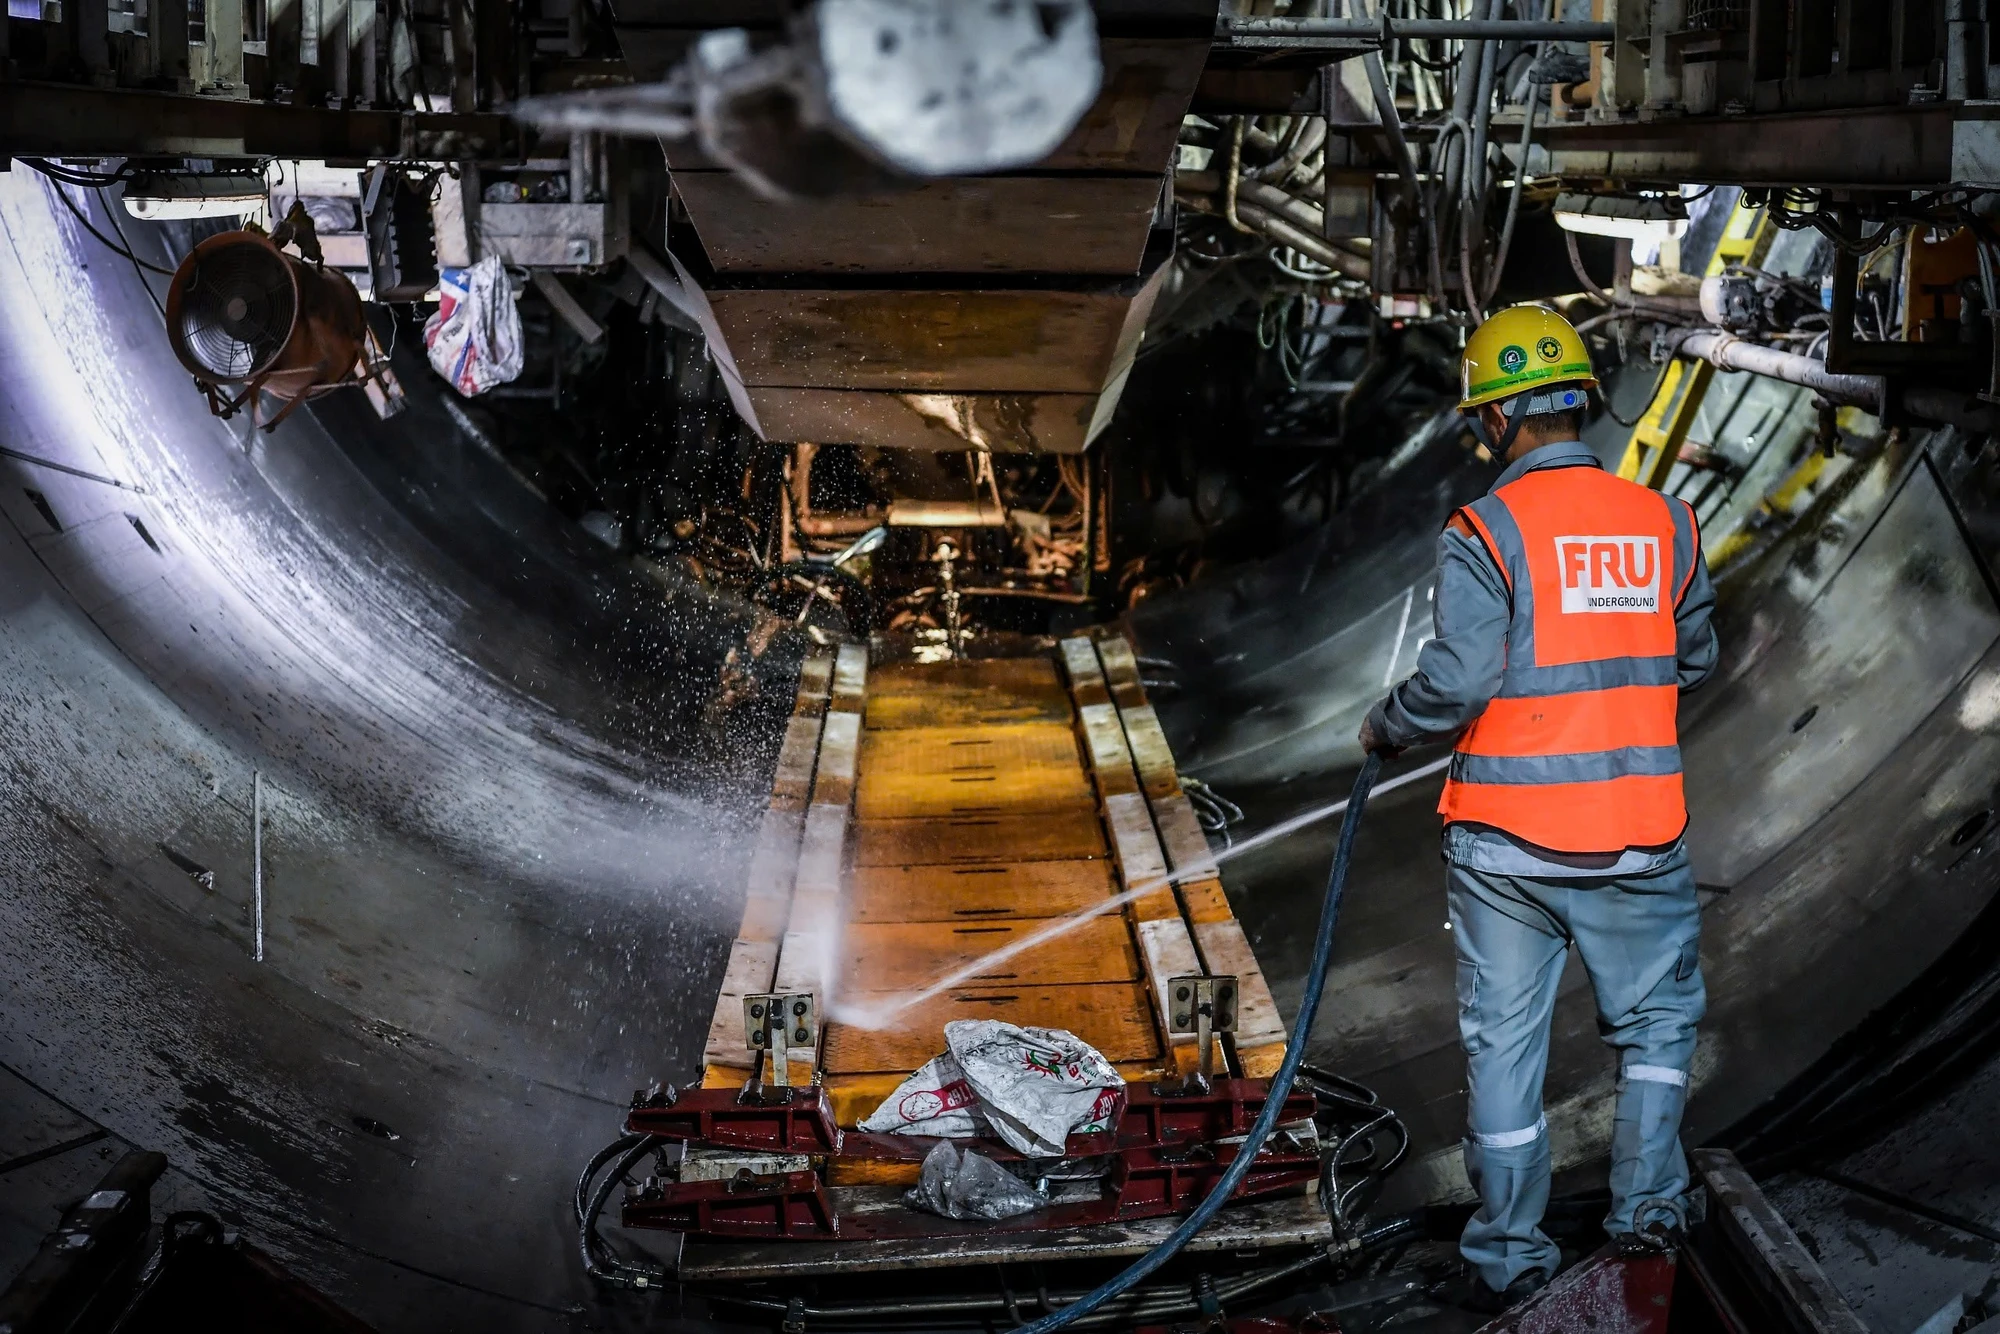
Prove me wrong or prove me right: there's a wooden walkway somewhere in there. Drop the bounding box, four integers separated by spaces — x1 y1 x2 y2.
699 635 1288 1154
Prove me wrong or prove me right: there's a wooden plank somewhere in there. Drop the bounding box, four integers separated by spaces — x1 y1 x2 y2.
846 860 1117 922
739 888 791 943
865 658 1070 728
1136 917 1204 1074
1094 634 1142 688
1178 878 1235 925
773 927 837 996
853 810 1106 866
1059 635 1106 688
744 806 805 902
823 982 1161 1073
786 889 841 942
833 641 868 702
827 1158 924 1188
810 709 861 809
797 651 835 704
870 656 1063 694
704 652 830 1082
1126 884 1184 923
860 722 1083 775
795 803 848 896
1102 791 1170 890
1238 1045 1285 1079
1117 705 1181 800
771 713 825 806
1191 919 1287 1046
701 938 780 1067
841 917 1139 988
824 1071 913 1131
702 287 1151 395
1077 702 1139 783
855 723 1093 818
672 174 1161 275
1152 793 1216 880
760 644 860 1082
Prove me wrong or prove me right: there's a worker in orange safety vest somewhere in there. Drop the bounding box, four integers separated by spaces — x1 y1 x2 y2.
1360 305 1720 1313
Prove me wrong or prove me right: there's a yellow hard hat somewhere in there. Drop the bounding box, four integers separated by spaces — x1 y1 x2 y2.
1458 305 1598 412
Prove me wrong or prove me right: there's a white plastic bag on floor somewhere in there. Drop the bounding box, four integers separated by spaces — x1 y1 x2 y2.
856 1050 992 1139
946 1020 1124 1157
860 1020 1124 1158
423 255 523 396
904 1141 1046 1221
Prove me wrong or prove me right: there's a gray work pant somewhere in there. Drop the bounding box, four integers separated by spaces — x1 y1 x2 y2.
1448 859 1706 1291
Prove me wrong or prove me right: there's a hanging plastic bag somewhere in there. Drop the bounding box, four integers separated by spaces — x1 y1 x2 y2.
904 1141 1046 1221
422 255 523 396
945 1020 1124 1157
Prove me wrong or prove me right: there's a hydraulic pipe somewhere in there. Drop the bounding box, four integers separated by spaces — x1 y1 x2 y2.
1675 331 1884 412
1223 17 1615 40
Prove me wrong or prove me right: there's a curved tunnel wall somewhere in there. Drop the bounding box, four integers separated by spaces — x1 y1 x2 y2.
1132 422 2000 1208
9 155 2000 1324
0 176 782 1326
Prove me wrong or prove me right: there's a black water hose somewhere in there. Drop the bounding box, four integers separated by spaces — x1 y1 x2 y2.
574 1131 647 1224
579 1135 666 1288
1014 751 1385 1333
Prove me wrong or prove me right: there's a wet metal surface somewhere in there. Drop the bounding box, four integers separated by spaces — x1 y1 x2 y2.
0 176 784 1328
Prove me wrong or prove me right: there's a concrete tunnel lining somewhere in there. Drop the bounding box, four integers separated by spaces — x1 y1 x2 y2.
6 165 2000 1327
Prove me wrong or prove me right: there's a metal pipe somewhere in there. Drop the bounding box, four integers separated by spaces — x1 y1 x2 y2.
1675 331 1884 412
1231 199 1374 280
1946 0 1984 101
252 769 264 964
1223 17 1615 40
1902 385 2000 434
568 130 590 205
1362 51 1423 219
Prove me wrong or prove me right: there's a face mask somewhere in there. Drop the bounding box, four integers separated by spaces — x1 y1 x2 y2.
1466 393 1531 458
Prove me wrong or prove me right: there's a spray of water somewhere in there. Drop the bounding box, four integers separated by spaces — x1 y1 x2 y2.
828 753 1452 1031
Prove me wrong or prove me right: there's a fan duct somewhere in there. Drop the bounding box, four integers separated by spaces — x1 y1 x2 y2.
165 230 369 430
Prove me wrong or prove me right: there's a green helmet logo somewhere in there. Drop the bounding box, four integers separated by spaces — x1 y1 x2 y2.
1498 344 1528 375
1536 336 1563 362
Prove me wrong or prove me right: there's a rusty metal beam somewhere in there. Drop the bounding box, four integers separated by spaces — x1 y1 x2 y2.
1536 103 1955 189
0 82 522 161
1691 1148 1870 1334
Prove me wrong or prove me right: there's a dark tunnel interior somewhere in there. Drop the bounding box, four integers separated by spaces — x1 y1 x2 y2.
9 78 2000 1334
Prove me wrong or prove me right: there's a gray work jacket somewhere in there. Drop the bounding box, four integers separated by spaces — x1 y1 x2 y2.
1365 440 1720 878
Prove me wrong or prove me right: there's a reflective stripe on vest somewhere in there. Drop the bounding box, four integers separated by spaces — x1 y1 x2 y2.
1439 463 1697 853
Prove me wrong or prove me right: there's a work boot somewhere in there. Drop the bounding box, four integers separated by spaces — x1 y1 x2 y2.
1429 1265 1552 1314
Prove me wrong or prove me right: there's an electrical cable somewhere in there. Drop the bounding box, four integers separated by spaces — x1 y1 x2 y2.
1009 751 1386 1334
578 1134 666 1288
1480 81 1539 309
26 166 177 277
574 1132 647 1225
19 157 135 187
1480 3 1547 309
100 188 171 320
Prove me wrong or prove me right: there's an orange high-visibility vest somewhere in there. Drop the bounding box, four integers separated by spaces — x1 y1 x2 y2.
1440 463 1701 853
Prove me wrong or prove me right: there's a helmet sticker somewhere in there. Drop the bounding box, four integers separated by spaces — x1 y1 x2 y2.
1536 336 1563 362
1498 344 1528 375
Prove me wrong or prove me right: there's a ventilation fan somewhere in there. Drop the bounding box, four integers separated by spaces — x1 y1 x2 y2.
165 231 371 430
